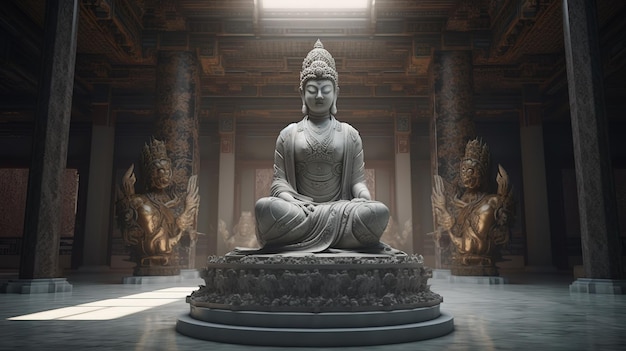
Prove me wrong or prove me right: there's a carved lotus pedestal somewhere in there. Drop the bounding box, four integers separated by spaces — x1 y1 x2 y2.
176 252 454 346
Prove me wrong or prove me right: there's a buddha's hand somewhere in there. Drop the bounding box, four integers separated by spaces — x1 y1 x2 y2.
301 202 316 213
351 197 368 203
277 192 315 213
292 199 315 213
352 183 372 201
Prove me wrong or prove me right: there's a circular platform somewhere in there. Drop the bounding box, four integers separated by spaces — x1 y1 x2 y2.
176 306 454 347
177 253 454 346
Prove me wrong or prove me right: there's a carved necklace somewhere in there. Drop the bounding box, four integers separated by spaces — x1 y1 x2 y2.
308 116 332 134
304 116 334 162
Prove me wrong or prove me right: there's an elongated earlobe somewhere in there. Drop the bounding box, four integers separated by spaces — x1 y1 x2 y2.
331 87 339 115
300 89 307 115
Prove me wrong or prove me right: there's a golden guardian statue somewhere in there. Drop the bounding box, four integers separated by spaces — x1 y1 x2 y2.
116 137 199 275
432 138 515 276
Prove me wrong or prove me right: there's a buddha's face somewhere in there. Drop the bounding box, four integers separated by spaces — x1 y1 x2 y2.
460 159 482 190
303 79 335 116
148 159 172 190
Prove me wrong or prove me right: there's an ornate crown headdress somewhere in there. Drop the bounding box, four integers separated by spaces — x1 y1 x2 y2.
141 137 169 172
300 39 339 90
463 138 490 174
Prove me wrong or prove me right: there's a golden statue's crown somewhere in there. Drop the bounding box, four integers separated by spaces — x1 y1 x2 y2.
300 39 339 90
141 137 169 171
463 138 489 171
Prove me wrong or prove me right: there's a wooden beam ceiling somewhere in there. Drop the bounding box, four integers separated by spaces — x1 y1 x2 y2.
0 0 624 126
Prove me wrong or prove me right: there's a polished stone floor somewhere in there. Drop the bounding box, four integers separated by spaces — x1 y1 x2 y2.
1 269 625 351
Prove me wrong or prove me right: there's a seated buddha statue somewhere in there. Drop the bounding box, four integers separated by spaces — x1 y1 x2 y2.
253 40 392 253
116 137 199 273
431 139 514 273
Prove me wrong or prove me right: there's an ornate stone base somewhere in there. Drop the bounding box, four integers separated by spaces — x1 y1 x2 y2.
177 252 454 346
176 307 454 347
189 253 442 312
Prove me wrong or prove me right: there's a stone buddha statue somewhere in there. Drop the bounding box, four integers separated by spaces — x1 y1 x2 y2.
116 137 199 275
431 138 515 275
253 40 392 253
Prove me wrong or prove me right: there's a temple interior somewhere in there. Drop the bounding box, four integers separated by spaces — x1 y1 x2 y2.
0 0 625 349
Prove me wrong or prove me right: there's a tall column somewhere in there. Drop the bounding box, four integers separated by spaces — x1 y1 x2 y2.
395 114 413 254
154 51 201 192
81 85 114 270
217 115 236 255
563 0 625 293
520 85 553 271
154 51 201 269
431 50 476 268
9 0 78 294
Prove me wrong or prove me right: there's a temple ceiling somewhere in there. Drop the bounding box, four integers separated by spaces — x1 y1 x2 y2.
0 0 624 127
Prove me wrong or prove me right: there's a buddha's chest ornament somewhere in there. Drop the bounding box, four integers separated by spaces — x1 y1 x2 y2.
303 119 335 163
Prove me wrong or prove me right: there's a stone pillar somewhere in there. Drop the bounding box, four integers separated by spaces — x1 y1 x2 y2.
9 0 78 294
431 50 476 269
394 114 413 254
217 116 236 255
520 85 554 271
154 51 201 192
154 51 201 269
81 86 114 271
563 0 625 293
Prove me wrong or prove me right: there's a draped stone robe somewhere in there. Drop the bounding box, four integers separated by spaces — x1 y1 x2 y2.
254 116 386 253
